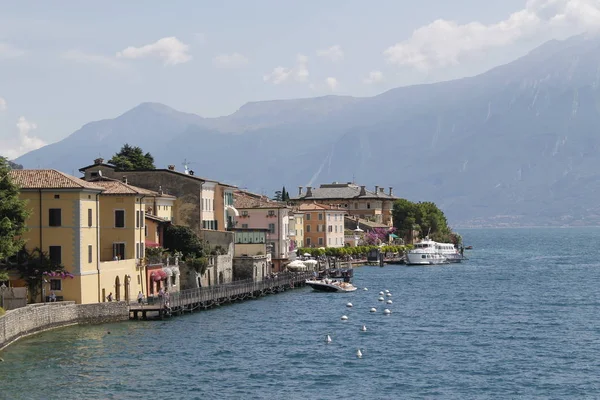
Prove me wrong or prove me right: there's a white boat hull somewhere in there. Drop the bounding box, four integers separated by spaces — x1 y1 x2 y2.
405 252 448 265
305 280 358 292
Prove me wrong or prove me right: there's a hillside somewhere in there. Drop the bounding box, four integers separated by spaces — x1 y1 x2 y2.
15 34 600 227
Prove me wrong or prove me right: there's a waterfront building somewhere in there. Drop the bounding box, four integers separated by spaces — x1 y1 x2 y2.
293 182 397 226
7 170 105 304
232 228 271 281
233 191 290 272
298 203 345 248
289 210 304 250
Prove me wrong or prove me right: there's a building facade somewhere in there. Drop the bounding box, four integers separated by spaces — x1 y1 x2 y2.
299 203 346 248
232 229 271 281
233 191 290 272
293 182 397 226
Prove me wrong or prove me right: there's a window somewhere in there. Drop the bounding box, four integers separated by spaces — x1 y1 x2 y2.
90 172 98 178
242 224 248 229
305 213 311 220
268 210 275 217
113 243 125 260
328 226 333 232
88 209 93 227
54 194 60 199
136 210 140 228
135 243 139 259
318 238 323 245
335 225 338 233
88 245 93 263
327 214 331 221
141 243 145 258
115 210 125 228
306 225 311 233
306 238 311 246
242 210 248 216
50 279 62 291
49 209 62 227
49 246 62 264
318 213 323 220
145 225 148 237
268 223 275 233
367 203 371 209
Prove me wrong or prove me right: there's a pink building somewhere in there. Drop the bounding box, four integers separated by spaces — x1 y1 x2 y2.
233 191 290 272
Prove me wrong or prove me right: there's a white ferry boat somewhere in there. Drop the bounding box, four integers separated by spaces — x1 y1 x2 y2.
435 242 464 263
405 237 448 265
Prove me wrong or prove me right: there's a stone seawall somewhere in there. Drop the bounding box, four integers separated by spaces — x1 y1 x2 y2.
0 301 129 350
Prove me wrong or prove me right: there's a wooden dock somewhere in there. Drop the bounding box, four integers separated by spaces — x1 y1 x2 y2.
128 272 313 320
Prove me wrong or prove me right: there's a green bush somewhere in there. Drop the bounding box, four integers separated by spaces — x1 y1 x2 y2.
0 307 5 316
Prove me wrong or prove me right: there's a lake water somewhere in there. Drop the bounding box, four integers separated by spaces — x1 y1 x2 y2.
2 228 600 399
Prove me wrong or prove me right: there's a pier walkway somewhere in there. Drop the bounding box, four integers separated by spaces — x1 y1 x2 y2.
128 271 313 320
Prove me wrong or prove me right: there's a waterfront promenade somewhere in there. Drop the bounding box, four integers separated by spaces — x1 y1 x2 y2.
129 271 313 319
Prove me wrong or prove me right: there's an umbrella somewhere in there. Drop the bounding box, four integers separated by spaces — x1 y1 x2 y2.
287 260 307 271
303 259 318 265
303 253 311 257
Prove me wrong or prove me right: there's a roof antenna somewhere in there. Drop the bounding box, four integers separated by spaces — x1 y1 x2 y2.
182 158 195 175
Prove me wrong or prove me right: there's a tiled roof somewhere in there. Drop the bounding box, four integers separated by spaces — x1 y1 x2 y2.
146 214 169 223
292 183 396 200
234 191 288 209
298 202 344 211
9 170 105 190
89 178 159 196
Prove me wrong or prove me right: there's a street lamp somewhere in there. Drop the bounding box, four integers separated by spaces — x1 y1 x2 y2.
0 283 7 309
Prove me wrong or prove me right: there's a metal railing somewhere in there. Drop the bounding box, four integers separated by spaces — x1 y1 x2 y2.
142 272 313 310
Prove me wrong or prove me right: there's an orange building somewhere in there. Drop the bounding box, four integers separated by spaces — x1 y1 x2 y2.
298 203 345 248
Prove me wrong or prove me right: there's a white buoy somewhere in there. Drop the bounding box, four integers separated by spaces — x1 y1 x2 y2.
346 302 353 308
386 299 393 304
383 309 391 315
379 291 384 295
341 315 348 321
326 335 332 343
357 349 363 358
360 325 367 332
385 290 389 293
370 307 377 313
378 296 384 301
363 288 368 291
386 293 392 297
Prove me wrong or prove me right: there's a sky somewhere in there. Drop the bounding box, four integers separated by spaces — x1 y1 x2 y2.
1 0 599 160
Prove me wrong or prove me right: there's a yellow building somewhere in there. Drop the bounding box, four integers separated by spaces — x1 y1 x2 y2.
90 177 159 302
8 170 105 304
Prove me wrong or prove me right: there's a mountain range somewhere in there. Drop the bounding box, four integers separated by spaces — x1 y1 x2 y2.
14 34 600 227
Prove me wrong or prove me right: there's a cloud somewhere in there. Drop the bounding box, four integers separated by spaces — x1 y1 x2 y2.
364 70 384 84
116 37 191 66
1 116 46 159
63 50 128 70
0 97 6 111
213 52 249 68
384 0 600 71
325 77 339 91
264 54 310 84
0 42 25 58
317 45 344 62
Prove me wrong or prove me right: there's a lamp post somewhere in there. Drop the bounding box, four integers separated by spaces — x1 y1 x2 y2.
0 283 7 309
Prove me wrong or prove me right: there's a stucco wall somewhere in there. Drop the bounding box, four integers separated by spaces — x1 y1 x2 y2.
0 301 129 350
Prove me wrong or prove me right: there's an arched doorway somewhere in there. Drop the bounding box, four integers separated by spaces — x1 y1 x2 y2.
115 276 121 301
124 275 130 302
219 271 224 285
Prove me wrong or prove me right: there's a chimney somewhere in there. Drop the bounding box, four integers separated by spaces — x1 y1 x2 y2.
122 176 128 184
158 185 163 195
306 186 313 197
379 187 384 193
94 157 104 165
375 185 379 193
359 186 366 196
167 165 175 171
389 187 393 196
298 186 303 196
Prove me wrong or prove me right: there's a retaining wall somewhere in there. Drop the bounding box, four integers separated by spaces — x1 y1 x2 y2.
0 301 129 350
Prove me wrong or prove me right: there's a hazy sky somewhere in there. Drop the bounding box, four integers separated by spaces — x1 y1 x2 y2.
1 0 599 159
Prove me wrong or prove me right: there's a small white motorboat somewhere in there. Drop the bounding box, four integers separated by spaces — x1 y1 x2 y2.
305 279 358 292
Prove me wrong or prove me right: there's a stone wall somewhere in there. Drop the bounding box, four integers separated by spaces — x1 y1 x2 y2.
0 301 129 349
233 256 269 281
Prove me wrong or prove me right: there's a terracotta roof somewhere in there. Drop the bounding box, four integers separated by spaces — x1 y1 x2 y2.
234 191 288 209
89 177 158 196
9 170 105 190
298 202 344 211
78 163 115 172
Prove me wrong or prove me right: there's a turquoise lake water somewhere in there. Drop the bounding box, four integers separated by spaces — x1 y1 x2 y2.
2 228 600 399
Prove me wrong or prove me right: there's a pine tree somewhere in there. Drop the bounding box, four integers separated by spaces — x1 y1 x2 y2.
108 144 155 170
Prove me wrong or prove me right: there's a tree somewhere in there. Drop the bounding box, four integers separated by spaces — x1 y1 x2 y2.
273 190 282 201
0 157 30 261
9 247 66 302
282 186 290 201
108 144 155 170
163 225 205 259
392 199 453 243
